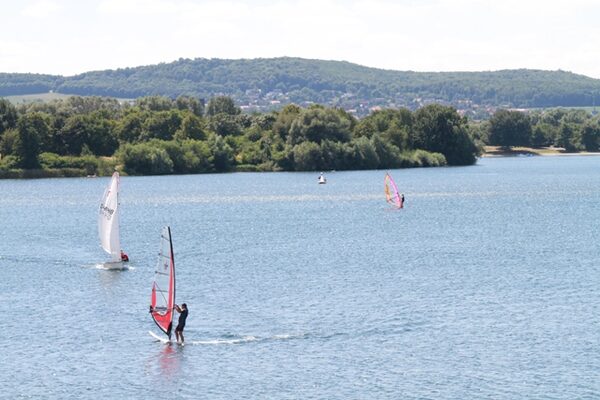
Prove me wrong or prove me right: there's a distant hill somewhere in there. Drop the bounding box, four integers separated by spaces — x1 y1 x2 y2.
2 57 600 114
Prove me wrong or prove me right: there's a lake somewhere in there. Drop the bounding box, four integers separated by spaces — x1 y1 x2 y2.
1 156 600 399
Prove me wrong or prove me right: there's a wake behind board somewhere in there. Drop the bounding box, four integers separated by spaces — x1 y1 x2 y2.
149 330 171 344
99 261 128 270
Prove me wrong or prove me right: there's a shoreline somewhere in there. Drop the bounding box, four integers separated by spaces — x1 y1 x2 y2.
482 146 600 157
2 148 600 179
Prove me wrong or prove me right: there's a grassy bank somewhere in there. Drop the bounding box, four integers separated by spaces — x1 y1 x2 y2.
0 168 93 179
0 153 118 179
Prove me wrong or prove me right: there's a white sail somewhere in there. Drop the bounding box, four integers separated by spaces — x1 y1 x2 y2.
98 172 121 262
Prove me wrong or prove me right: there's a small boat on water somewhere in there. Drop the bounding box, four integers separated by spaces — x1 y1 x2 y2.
318 172 327 184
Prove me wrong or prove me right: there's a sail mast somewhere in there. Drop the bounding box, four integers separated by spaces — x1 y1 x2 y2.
150 226 176 338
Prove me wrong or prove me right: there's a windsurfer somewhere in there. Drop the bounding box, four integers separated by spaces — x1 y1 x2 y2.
120 250 129 262
174 303 188 344
400 194 405 208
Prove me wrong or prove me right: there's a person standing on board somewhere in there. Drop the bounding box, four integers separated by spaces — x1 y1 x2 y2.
174 303 188 344
400 194 405 208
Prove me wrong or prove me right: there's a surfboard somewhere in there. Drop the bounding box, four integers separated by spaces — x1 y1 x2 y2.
149 330 171 344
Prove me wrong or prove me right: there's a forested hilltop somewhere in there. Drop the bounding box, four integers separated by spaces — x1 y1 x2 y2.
2 58 600 117
0 95 479 178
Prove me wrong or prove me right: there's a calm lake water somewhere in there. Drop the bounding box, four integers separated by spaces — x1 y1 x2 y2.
2 156 600 399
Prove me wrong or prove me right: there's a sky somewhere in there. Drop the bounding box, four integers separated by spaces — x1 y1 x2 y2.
2 0 600 78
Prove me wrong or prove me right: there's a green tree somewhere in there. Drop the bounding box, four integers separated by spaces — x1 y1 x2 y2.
414 104 478 165
250 113 276 131
206 96 240 116
579 121 600 151
65 96 121 116
57 113 117 156
353 118 377 138
354 108 414 150
557 122 579 151
176 95 204 117
141 110 182 141
352 136 380 169
292 141 322 170
84 113 118 156
0 98 18 135
488 109 532 147
136 96 174 111
15 113 49 168
288 106 351 145
320 140 352 170
181 139 212 173
0 128 18 156
116 110 147 143
174 113 206 141
208 134 235 171
272 104 301 141
531 123 556 147
370 134 401 168
272 144 294 171
119 142 174 175
208 113 242 136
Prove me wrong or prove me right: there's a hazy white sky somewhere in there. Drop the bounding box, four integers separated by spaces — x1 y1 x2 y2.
2 0 599 77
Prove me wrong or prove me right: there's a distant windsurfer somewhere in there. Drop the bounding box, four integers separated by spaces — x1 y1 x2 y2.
174 303 188 344
400 194 405 208
120 250 129 262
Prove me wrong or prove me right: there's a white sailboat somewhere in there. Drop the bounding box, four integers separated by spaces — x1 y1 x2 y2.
98 172 127 269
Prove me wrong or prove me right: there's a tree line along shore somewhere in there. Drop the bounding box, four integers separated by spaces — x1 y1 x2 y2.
0 95 598 178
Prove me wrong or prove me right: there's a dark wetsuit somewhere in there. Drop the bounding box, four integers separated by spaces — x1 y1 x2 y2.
176 308 188 332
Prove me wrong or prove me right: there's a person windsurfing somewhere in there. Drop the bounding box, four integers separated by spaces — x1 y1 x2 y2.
174 303 188 344
400 194 405 208
120 250 129 262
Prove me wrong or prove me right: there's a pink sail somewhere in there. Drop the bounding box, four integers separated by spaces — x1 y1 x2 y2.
384 172 403 209
150 226 176 338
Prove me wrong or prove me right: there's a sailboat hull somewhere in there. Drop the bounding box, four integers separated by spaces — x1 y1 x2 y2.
100 260 127 270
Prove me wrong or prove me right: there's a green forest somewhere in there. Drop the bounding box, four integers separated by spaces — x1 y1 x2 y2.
2 58 600 111
2 93 599 179
475 108 600 152
0 95 479 178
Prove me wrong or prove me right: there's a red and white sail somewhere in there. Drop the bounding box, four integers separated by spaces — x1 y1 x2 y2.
98 172 121 262
150 226 176 338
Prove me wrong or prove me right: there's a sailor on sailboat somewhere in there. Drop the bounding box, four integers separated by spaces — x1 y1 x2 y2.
98 171 128 268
